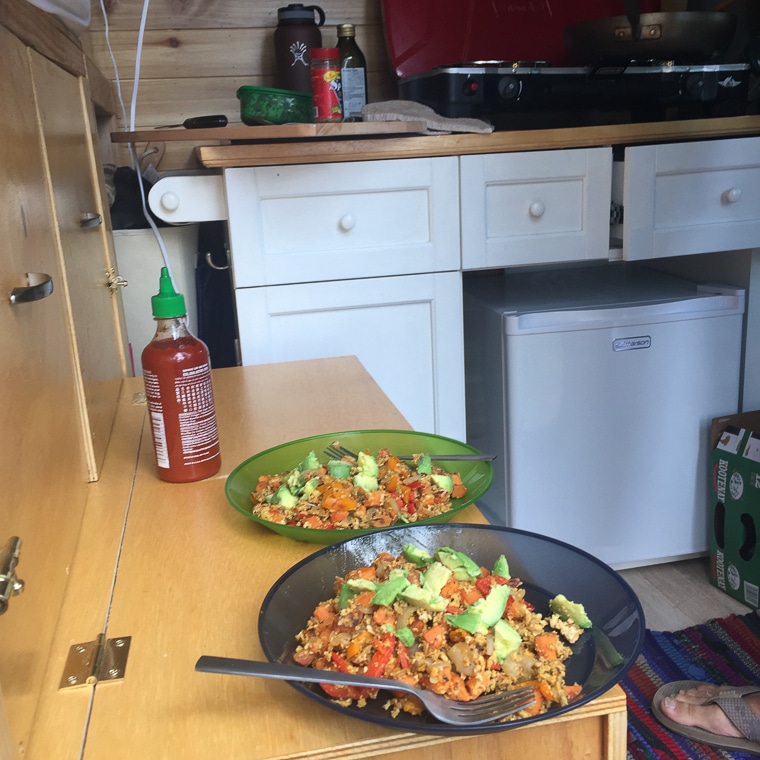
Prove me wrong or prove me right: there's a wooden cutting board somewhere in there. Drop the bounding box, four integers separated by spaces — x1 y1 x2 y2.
110 120 428 143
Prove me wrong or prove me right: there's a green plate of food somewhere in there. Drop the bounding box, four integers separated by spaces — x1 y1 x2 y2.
225 430 495 544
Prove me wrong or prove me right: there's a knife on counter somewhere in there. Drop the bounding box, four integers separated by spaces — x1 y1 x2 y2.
155 114 228 129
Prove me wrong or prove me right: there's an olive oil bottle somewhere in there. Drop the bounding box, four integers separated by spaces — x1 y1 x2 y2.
336 24 367 121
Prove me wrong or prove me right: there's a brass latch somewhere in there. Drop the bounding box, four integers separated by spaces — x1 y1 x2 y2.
59 634 131 689
105 267 128 295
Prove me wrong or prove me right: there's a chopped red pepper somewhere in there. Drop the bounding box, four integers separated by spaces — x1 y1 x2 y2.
319 681 368 701
396 640 410 670
476 573 510 596
330 652 351 672
366 632 395 677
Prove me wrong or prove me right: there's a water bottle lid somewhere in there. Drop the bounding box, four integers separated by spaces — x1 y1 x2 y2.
151 266 186 318
277 4 325 25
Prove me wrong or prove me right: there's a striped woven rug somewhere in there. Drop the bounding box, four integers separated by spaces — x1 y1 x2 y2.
621 611 760 760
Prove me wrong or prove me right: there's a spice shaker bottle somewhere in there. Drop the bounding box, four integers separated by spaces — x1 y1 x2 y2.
311 47 343 121
274 3 325 94
336 24 367 120
142 267 221 483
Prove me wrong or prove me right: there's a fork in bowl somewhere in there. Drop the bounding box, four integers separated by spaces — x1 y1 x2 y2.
195 656 535 726
324 443 496 463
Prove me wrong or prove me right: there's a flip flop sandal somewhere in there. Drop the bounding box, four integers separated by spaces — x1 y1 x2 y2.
652 680 760 757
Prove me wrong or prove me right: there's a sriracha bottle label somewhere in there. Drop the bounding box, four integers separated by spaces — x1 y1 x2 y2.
142 337 221 483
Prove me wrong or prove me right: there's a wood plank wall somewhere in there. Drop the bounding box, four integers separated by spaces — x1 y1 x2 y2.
84 0 692 170
83 0 397 169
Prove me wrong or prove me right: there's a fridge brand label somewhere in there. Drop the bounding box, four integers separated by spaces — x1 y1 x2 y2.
613 336 651 352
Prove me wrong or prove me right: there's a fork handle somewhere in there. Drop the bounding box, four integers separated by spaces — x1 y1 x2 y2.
196 656 408 693
397 453 496 461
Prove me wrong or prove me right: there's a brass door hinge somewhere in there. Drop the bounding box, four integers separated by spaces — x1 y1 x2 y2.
59 634 131 689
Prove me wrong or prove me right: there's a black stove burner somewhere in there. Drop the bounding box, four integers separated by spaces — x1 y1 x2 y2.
398 62 752 129
440 60 551 69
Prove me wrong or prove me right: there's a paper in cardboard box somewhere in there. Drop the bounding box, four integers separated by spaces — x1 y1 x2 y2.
710 411 760 609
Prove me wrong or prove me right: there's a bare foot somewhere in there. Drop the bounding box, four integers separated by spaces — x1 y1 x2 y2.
660 684 760 738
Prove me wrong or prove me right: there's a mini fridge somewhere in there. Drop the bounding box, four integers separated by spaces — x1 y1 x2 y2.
463 264 745 569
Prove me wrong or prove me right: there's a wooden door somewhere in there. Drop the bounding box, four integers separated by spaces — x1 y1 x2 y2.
0 26 90 758
29 49 126 481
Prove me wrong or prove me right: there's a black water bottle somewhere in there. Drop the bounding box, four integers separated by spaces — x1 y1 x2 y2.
274 4 325 94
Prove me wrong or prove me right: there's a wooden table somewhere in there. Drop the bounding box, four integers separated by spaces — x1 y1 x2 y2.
28 356 627 760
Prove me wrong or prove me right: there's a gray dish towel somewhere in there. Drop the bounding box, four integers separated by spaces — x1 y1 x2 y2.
361 100 494 135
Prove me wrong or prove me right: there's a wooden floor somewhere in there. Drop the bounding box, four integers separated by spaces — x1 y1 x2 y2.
618 557 755 632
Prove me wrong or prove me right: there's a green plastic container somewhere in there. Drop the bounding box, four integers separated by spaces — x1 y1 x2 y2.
236 85 313 125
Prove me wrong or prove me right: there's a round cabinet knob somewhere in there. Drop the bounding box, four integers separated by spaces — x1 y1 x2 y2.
722 188 742 204
339 214 356 231
528 200 546 218
160 192 180 212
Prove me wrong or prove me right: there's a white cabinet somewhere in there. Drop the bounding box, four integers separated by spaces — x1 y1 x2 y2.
460 148 612 269
225 158 459 286
235 272 464 438
614 136 760 260
225 157 466 439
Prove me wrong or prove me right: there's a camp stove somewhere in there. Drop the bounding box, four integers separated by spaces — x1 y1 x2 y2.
397 60 752 129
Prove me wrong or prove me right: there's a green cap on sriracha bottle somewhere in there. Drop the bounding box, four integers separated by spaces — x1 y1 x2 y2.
151 266 186 318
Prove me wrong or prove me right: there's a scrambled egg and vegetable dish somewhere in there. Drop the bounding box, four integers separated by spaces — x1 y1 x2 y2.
249 447 467 530
292 543 591 721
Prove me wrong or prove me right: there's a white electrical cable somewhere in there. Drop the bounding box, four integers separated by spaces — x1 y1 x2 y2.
99 0 176 286
98 0 129 151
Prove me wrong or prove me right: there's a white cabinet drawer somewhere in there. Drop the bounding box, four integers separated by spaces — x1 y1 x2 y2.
619 136 760 260
235 272 466 439
460 148 612 269
225 157 460 287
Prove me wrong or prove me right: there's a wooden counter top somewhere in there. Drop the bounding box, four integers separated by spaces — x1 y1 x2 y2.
190 115 760 168
28 357 627 760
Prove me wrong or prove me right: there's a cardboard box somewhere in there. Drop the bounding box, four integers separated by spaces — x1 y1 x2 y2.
710 410 760 609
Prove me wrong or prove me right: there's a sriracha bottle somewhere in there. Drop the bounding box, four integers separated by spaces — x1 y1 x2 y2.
141 267 221 482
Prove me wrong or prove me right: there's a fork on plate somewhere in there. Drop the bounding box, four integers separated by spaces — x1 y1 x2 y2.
195 656 535 726
324 444 496 463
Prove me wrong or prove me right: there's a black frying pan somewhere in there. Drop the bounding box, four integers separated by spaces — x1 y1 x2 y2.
563 10 738 64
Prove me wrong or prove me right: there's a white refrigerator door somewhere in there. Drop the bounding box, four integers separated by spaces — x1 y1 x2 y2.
504 311 743 568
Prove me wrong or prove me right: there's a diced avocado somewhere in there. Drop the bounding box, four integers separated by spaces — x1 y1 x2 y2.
493 619 522 661
445 611 487 635
345 578 377 592
271 484 298 507
415 454 432 475
492 554 510 579
468 583 510 627
338 582 357 610
370 575 410 606
396 627 415 647
299 450 320 471
327 459 352 479
431 473 454 494
286 469 305 493
353 473 379 492
357 450 379 478
422 561 452 596
402 543 433 567
436 548 482 581
549 594 593 629
399 584 447 612
302 476 319 498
